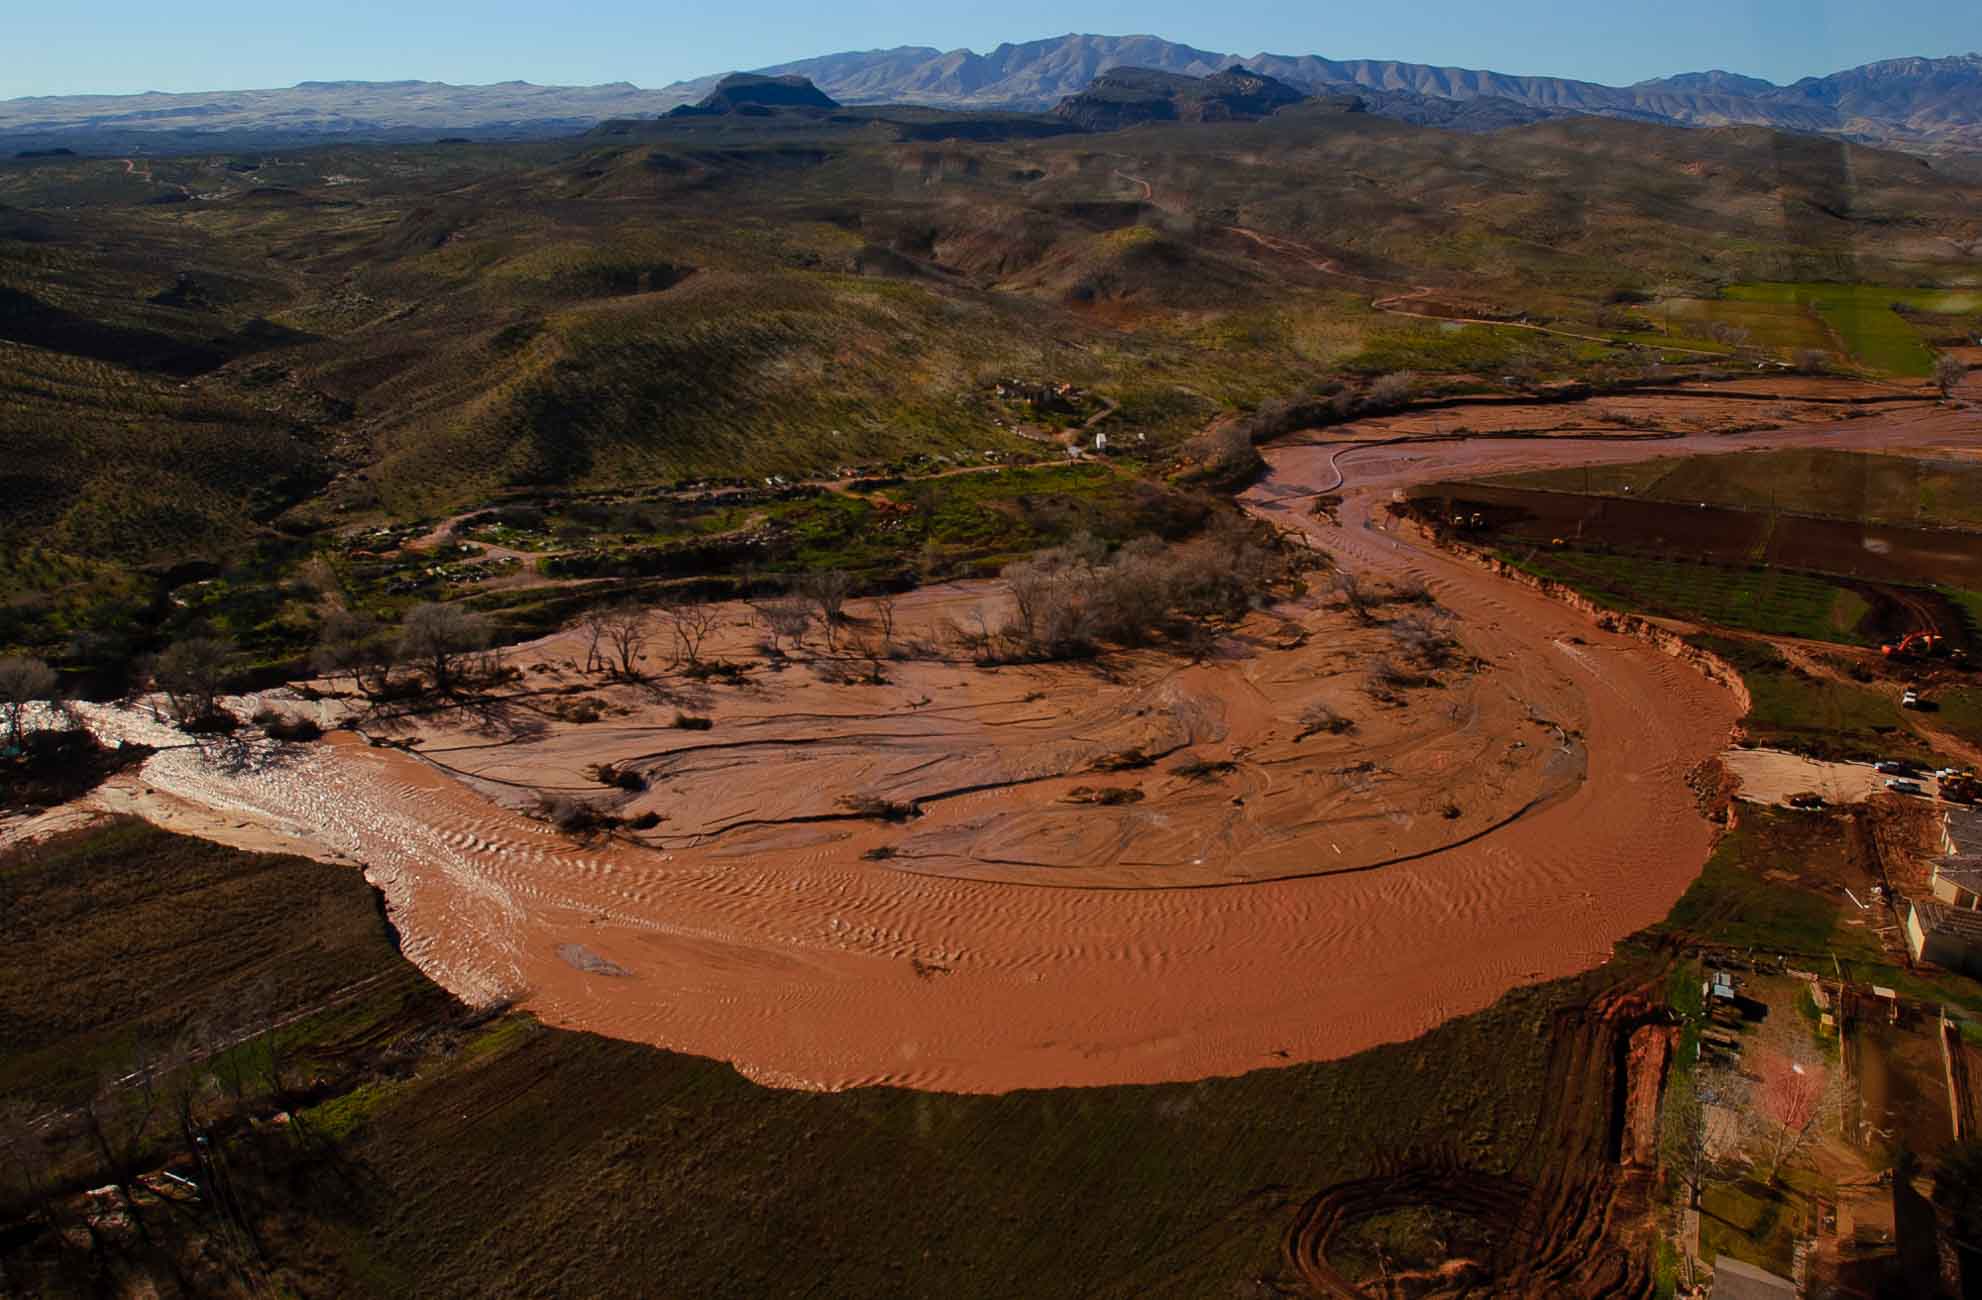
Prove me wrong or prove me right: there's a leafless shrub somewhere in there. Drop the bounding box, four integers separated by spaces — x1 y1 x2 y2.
1364 654 1420 703
1172 757 1238 782
1297 703 1356 740
1794 348 1830 375
1389 574 1435 606
556 696 604 724
754 596 814 655
1091 748 1153 772
1062 785 1145 805
1001 520 1286 661
1366 372 1415 410
673 712 713 730
594 763 647 791
1389 611 1456 668
535 793 616 839
1333 571 1374 624
816 657 888 686
837 794 920 822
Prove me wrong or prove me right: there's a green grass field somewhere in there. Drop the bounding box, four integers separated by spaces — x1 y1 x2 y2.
1503 548 1871 643
1725 282 1982 375
1683 634 1937 763
1657 806 1885 960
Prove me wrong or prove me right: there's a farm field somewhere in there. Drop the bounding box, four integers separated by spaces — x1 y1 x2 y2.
1724 282 1982 375
1502 547 1882 643
1420 450 1982 648
1492 449 1982 530
1642 296 1834 353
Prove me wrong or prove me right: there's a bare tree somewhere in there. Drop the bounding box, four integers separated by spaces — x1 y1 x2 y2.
399 603 491 695
153 636 236 726
596 605 649 679
871 593 899 651
1938 353 1969 398
1096 541 1174 647
668 600 723 668
801 571 854 650
1001 557 1054 646
571 609 609 675
313 611 391 697
754 597 813 655
0 654 56 747
1661 1066 1739 1209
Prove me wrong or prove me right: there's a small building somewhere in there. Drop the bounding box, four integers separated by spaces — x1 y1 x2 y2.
1931 854 1982 910
1710 1257 1797 1300
1941 807 1982 858
1907 898 1982 975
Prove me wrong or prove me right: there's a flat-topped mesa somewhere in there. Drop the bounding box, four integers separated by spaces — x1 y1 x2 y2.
1051 65 1310 130
670 72 840 118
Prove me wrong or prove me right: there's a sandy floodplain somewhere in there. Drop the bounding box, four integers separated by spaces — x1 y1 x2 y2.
73 393 1982 1093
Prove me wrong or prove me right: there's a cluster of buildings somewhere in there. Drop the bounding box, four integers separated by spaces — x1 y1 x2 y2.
1907 807 1982 972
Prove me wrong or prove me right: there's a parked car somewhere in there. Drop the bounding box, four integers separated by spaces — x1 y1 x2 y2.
1886 779 1927 795
1875 761 1912 775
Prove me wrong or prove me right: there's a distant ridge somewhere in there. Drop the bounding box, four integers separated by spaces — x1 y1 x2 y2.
2 39 1980 155
732 37 1982 154
1050 66 1309 130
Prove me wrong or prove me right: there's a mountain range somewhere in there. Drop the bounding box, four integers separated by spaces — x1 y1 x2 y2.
3 34 1980 155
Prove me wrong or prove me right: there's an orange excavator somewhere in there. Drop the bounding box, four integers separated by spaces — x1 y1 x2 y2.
1882 631 1946 659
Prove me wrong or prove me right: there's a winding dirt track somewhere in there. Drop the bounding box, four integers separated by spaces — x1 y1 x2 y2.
91 397 1982 1094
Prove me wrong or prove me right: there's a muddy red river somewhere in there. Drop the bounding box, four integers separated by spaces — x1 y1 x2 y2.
74 393 1982 1092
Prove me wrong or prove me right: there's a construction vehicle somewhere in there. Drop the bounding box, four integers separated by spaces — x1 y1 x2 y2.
1882 631 1946 659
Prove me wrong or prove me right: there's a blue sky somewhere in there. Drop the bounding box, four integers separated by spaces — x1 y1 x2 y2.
9 0 1980 99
